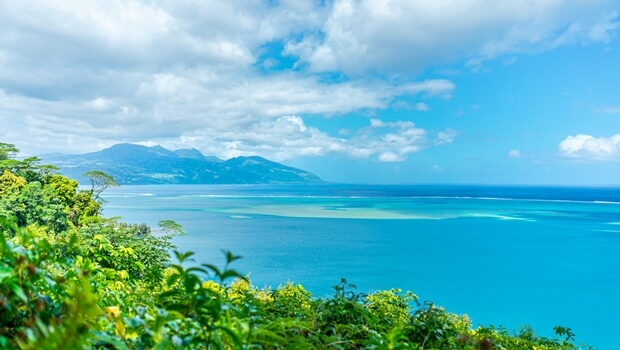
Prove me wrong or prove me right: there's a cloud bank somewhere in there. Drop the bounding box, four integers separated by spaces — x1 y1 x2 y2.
0 0 618 162
179 116 432 162
286 0 619 75
559 134 620 160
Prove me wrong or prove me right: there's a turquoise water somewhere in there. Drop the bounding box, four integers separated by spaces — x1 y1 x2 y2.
102 184 620 349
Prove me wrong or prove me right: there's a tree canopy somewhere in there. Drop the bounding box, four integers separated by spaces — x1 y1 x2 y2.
0 142 19 161
84 170 119 201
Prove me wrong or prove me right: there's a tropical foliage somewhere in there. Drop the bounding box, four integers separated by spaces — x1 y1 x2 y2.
0 143 590 349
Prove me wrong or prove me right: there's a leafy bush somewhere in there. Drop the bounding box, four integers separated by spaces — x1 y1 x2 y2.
76 220 174 281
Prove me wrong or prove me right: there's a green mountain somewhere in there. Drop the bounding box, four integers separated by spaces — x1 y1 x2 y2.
42 143 323 185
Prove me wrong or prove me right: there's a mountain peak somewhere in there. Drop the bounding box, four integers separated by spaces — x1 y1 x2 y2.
43 143 323 185
174 148 207 159
94 143 176 159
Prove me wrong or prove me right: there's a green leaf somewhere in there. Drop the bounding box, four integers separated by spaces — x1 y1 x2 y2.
183 274 201 294
10 283 28 303
91 331 130 350
202 264 221 277
220 270 246 282
159 290 182 300
166 273 181 287
185 266 209 275
173 250 194 263
165 304 189 312
223 250 242 264
153 339 173 350
0 266 12 282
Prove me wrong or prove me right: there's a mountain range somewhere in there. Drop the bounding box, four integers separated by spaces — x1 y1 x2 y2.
42 143 323 185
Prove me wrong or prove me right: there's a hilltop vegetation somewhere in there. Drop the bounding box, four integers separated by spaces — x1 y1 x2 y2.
0 142 588 349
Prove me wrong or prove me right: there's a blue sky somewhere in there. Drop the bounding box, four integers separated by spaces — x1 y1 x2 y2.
1 1 619 184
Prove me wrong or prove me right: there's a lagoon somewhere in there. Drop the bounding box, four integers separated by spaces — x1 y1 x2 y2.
102 184 620 349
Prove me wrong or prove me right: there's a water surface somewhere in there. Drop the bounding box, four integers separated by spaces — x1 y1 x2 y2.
103 184 620 349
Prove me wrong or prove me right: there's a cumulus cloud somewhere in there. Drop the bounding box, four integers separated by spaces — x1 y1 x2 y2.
507 149 523 159
286 0 619 76
377 152 401 162
559 134 620 160
169 116 430 162
0 68 453 155
434 129 458 145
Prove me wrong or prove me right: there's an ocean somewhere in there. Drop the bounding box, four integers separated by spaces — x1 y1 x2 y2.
102 184 620 349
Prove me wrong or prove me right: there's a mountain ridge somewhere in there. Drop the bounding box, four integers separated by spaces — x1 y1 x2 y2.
42 143 323 185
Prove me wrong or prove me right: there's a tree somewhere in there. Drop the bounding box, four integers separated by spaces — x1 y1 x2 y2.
0 142 19 161
15 156 57 183
83 170 118 201
0 143 59 182
157 219 186 236
45 174 79 208
0 143 21 174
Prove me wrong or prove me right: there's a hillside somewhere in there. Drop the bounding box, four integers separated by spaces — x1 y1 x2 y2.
42 143 323 185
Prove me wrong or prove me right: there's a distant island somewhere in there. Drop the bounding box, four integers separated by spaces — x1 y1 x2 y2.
42 143 323 185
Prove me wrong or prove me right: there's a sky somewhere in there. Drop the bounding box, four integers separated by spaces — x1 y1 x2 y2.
1 0 620 185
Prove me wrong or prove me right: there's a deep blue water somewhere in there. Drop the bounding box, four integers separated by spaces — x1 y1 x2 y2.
102 184 620 349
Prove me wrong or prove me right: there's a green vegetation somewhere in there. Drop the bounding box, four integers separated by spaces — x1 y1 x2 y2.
0 143 590 349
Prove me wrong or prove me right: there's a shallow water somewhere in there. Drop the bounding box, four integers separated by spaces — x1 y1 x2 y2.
103 184 620 349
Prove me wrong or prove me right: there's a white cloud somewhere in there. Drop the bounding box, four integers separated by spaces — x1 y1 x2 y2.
435 129 458 145
281 116 308 132
378 152 403 162
559 134 620 160
507 149 523 159
0 68 454 155
169 116 429 162
287 0 619 76
369 119 385 128
87 98 115 112
0 87 438 160
0 0 457 158
414 102 429 112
